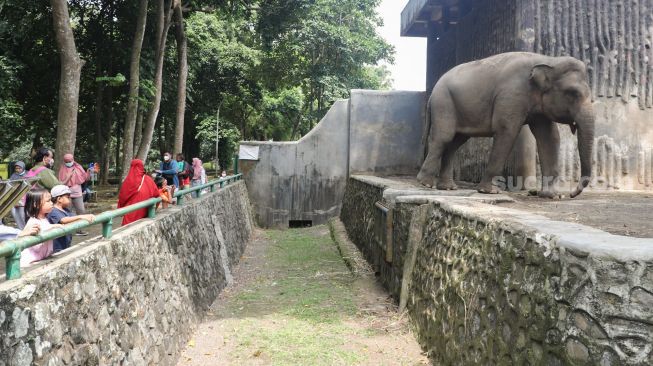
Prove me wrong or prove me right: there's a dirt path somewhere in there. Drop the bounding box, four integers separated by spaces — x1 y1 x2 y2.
177 226 428 366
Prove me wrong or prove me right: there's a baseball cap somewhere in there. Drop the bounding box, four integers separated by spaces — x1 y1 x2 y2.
51 185 72 198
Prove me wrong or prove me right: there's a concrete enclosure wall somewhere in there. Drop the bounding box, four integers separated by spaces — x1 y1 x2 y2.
241 91 427 228
340 175 653 365
0 182 253 366
348 90 424 175
241 100 350 228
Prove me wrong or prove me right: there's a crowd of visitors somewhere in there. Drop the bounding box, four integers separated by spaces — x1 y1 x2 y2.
0 149 213 269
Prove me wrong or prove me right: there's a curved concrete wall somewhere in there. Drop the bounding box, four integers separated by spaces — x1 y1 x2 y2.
241 91 426 228
240 100 350 228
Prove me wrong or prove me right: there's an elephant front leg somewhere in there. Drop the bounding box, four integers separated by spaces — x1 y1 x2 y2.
478 125 522 194
529 118 562 198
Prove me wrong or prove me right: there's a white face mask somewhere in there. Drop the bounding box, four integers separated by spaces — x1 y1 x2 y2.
164 155 171 161
48 158 55 168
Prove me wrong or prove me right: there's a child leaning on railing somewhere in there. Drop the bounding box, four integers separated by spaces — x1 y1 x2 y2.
20 189 63 267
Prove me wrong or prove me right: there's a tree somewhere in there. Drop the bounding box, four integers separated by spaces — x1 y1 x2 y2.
51 0 83 171
173 2 188 155
0 0 394 175
136 0 176 161
121 0 149 179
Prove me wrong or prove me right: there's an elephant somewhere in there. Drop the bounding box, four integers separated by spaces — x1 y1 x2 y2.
417 52 594 198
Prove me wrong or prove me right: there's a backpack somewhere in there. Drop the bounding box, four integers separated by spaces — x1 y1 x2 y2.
16 166 46 207
179 161 193 179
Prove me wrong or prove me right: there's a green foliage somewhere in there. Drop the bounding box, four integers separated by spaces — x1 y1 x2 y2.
0 0 394 170
95 73 127 86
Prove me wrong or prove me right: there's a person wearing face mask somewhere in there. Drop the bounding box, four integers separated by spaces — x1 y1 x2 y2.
14 148 61 229
58 153 91 236
26 147 61 191
155 152 179 189
9 161 28 228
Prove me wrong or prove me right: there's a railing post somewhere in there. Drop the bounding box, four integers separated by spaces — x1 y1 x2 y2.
220 181 224 188
177 194 184 206
210 183 216 192
148 204 156 218
6 250 21 280
233 154 239 175
197 188 202 198
102 220 113 239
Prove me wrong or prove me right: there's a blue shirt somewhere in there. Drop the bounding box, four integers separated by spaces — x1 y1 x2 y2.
47 207 72 252
159 160 179 188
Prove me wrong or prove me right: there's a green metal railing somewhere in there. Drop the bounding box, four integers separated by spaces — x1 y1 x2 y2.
1 173 242 280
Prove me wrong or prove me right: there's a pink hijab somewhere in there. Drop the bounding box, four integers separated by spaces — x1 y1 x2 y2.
192 158 203 180
58 153 88 186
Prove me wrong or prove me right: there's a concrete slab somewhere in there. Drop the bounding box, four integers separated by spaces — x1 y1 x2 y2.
352 175 514 205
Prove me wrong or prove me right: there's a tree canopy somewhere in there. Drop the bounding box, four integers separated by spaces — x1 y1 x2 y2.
0 0 393 177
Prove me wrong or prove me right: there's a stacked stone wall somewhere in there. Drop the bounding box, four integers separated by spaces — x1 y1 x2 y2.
340 176 653 365
0 181 253 365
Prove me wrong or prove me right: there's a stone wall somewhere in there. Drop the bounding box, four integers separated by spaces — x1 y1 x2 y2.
0 181 253 366
340 175 653 365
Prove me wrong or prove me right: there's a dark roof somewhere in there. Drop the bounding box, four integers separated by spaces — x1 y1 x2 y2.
401 0 466 37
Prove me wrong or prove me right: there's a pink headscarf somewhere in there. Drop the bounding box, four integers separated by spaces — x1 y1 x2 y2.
58 153 88 187
192 158 203 180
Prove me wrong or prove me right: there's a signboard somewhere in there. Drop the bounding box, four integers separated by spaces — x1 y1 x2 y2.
239 145 260 161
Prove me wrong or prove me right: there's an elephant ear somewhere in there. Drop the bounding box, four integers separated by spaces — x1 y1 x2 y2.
530 64 554 92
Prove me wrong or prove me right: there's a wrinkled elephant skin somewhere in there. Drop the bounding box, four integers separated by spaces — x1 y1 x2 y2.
418 52 595 198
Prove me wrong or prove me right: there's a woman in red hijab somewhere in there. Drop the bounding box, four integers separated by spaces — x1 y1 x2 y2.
118 159 160 226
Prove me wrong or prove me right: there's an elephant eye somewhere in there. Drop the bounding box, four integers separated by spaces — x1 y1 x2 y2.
564 89 581 98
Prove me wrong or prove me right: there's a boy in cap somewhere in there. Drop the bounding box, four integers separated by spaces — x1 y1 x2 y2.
47 185 96 252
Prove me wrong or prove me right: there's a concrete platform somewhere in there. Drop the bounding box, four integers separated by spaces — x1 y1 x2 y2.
363 175 653 238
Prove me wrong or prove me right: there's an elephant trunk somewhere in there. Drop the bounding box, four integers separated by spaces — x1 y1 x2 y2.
570 103 595 198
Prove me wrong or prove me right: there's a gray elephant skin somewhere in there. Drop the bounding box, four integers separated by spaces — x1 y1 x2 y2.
418 52 594 198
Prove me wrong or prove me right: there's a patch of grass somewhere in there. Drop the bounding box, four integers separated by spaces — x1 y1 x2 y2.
223 226 368 364
233 317 365 365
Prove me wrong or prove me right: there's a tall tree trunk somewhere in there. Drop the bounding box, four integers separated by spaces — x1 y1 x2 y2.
136 0 175 161
121 0 148 179
94 81 109 185
102 136 112 185
106 85 116 180
51 0 83 174
157 118 166 156
134 104 143 153
173 3 188 155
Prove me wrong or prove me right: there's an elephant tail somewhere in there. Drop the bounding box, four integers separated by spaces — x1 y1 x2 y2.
421 93 433 164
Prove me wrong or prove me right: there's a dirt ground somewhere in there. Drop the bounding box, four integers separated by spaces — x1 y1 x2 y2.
500 190 653 238
177 226 428 366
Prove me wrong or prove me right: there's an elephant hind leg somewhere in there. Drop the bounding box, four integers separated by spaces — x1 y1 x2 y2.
437 134 469 190
417 88 457 188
